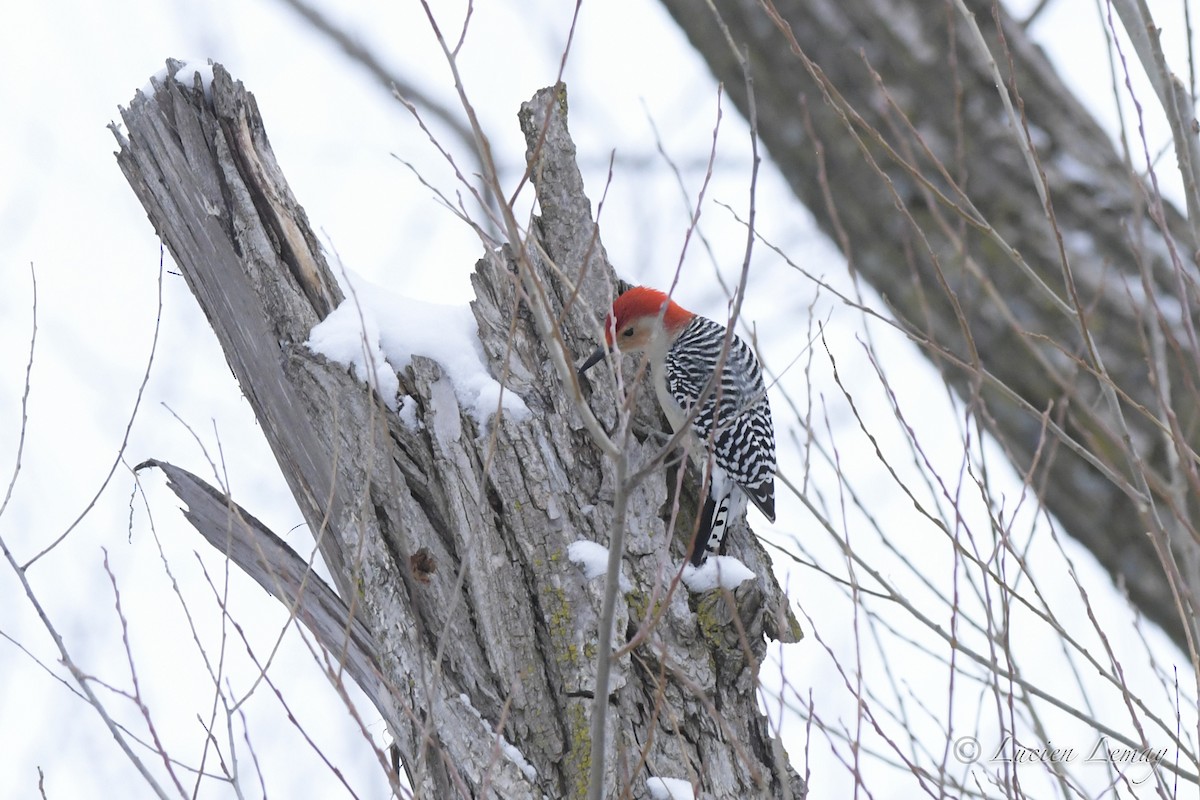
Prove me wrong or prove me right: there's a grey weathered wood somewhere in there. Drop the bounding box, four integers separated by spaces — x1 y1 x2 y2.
114 61 350 595
659 0 1200 650
116 64 803 798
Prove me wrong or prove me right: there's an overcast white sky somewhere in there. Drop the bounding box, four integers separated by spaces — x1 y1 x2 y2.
1 1 1197 798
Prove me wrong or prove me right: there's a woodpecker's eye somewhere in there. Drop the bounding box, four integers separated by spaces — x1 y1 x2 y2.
622 327 634 338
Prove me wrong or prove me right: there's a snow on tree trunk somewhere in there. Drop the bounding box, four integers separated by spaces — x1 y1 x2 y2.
114 62 804 799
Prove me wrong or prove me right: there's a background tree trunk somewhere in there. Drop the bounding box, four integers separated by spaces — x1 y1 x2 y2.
115 63 803 798
658 0 1200 650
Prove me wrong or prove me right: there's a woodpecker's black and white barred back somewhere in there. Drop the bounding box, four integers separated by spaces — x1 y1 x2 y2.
664 314 776 519
578 286 777 567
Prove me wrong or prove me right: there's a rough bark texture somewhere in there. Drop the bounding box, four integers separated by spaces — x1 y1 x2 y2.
116 62 804 798
659 0 1200 649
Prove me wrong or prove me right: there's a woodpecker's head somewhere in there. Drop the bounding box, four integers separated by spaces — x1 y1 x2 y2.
578 286 693 375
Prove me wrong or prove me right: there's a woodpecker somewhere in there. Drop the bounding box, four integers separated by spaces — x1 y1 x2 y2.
579 286 776 566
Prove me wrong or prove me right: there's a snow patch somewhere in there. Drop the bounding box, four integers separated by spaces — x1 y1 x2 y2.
307 296 400 409
457 693 538 783
647 776 695 799
144 59 215 99
567 540 609 579
499 738 539 783
681 555 755 592
306 275 529 430
567 540 632 593
396 395 421 429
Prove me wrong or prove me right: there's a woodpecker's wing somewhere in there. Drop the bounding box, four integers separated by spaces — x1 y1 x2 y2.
664 316 776 521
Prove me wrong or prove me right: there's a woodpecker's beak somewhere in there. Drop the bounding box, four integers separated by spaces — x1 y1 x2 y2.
578 345 608 378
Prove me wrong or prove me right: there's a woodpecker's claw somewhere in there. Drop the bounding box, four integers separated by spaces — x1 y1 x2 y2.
578 346 607 377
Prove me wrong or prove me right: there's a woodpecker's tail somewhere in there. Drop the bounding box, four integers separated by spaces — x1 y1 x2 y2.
689 492 732 567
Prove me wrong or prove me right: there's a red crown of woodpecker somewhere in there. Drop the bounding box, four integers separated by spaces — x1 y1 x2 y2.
604 286 694 345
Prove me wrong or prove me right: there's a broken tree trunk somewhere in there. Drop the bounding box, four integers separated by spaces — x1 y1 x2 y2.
114 61 803 798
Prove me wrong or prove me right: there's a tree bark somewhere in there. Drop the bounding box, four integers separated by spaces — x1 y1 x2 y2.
115 62 803 798
658 0 1200 650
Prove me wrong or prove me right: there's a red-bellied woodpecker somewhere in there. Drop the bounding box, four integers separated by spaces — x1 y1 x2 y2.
579 286 776 566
